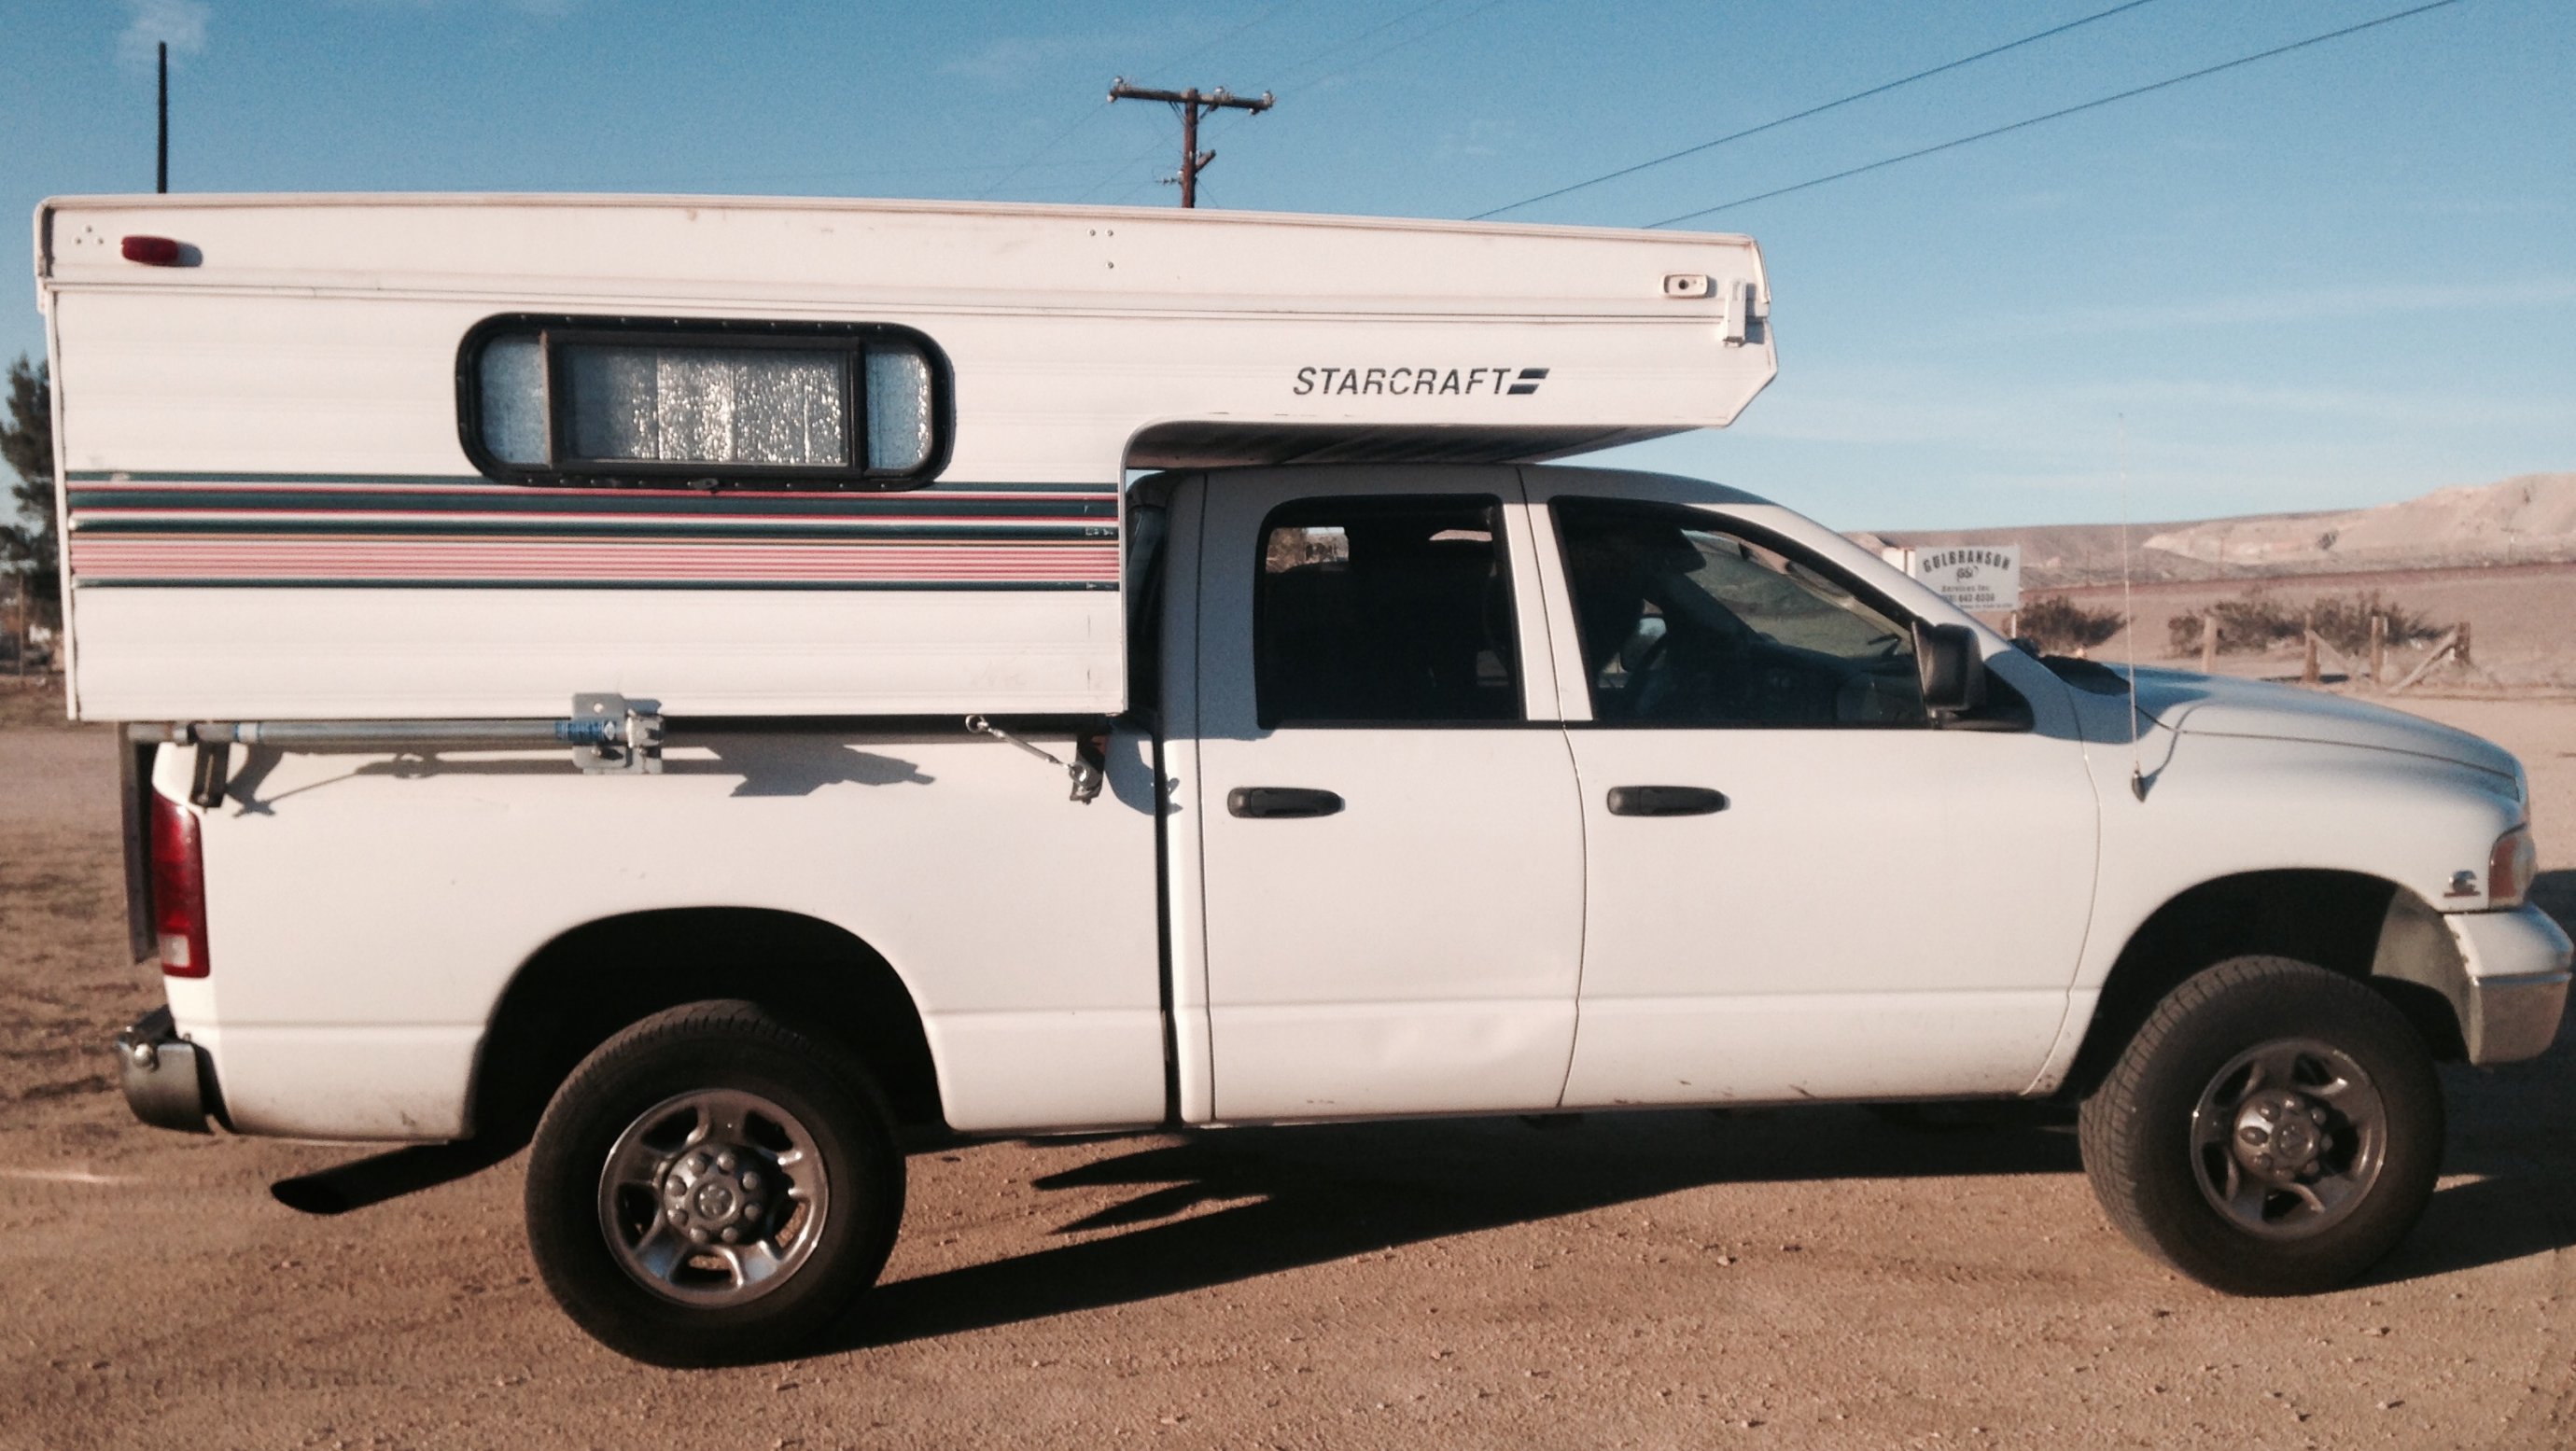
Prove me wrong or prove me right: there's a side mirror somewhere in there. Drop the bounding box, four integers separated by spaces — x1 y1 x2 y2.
1912 621 1987 716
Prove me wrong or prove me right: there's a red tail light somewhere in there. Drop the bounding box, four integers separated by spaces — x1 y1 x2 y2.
148 791 210 977
121 235 185 266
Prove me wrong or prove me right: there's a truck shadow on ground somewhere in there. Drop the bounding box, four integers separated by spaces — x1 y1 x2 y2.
831 1048 2576 1355
267 893 2576 1353
838 1105 2080 1352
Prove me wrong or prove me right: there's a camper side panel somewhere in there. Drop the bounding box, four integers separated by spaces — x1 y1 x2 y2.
50 287 1124 719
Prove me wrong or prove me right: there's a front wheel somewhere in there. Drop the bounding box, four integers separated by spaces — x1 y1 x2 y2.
2078 956 2443 1295
525 1000 903 1364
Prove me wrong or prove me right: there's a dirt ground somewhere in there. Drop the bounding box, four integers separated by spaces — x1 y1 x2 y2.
4 680 2573 1450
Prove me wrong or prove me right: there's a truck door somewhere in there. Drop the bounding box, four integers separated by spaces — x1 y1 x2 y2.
1183 467 1585 1120
1522 471 2100 1105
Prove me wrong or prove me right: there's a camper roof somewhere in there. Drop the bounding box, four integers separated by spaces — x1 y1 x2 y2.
37 193 1774 477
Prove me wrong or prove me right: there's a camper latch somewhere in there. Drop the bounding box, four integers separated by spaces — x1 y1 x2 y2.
1722 279 1767 347
964 716 1105 803
570 693 664 775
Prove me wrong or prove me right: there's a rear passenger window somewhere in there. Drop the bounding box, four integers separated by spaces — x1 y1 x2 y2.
1254 495 1520 728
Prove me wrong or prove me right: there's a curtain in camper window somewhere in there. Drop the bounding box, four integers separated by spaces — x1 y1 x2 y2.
864 348 933 473
477 336 549 467
563 344 849 467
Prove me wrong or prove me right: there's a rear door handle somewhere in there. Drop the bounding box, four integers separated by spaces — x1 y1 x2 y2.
1605 785 1728 816
1227 787 1346 819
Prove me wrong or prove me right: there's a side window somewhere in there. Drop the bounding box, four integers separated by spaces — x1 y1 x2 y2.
458 315 947 488
1553 499 1927 728
1255 495 1521 728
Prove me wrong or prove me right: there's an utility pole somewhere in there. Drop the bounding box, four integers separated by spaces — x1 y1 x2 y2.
156 41 168 193
1107 78 1273 207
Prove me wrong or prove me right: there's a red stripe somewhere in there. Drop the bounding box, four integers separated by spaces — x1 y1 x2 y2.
68 538 1119 582
70 481 1116 500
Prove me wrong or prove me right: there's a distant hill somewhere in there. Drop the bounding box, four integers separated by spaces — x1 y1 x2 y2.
1860 472 2576 589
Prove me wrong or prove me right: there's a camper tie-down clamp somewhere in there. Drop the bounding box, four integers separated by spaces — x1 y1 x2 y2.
182 693 665 805
964 716 1106 803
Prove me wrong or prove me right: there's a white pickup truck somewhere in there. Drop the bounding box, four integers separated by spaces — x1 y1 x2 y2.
42 194 2569 1364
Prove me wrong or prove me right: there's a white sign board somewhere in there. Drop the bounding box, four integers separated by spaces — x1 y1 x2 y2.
1909 545 2021 613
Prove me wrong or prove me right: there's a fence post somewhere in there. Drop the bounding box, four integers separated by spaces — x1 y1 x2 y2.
2201 614 2218 673
2457 620 2473 668
2302 608 2320 685
2369 614 2386 686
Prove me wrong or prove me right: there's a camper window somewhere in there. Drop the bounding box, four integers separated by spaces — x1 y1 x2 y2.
456 315 948 488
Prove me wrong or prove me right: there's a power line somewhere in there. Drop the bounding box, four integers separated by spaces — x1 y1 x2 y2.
1072 0 1510 206
1109 79 1276 206
1155 0 1312 77
1265 0 1463 90
973 101 1115 201
976 0 1309 202
1092 0 1505 203
1470 0 2164 221
1645 0 2468 229
1291 0 1519 91
1075 116 1186 203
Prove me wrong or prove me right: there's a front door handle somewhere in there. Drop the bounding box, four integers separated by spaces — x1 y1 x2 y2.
1605 785 1729 816
1228 787 1346 819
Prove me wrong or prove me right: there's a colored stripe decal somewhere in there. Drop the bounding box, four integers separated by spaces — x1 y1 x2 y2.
65 469 1111 495
64 474 1121 590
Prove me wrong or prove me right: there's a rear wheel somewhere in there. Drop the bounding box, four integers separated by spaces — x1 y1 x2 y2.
525 1000 903 1364
2079 956 2443 1295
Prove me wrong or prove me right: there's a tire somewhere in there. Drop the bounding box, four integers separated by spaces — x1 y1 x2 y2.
2078 956 2443 1295
524 1000 903 1365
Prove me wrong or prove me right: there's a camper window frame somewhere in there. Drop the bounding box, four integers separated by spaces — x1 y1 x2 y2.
455 314 954 490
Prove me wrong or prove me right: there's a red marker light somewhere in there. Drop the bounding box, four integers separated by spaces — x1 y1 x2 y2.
121 235 184 266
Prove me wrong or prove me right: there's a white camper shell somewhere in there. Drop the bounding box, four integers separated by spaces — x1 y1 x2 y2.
36 195 1774 721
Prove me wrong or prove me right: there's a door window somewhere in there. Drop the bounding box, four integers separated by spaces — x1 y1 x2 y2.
1553 500 1925 727
1255 495 1520 727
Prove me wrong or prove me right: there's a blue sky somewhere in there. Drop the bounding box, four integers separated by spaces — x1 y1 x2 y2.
3 0 2568 529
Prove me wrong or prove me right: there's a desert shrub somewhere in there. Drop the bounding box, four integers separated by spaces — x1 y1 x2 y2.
2307 591 2442 655
2168 589 2443 656
2016 594 2125 655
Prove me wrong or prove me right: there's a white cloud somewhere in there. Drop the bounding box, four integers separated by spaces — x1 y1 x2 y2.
119 0 210 69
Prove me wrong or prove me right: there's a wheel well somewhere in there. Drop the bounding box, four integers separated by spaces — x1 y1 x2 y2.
2060 870 2464 1099
468 908 944 1144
